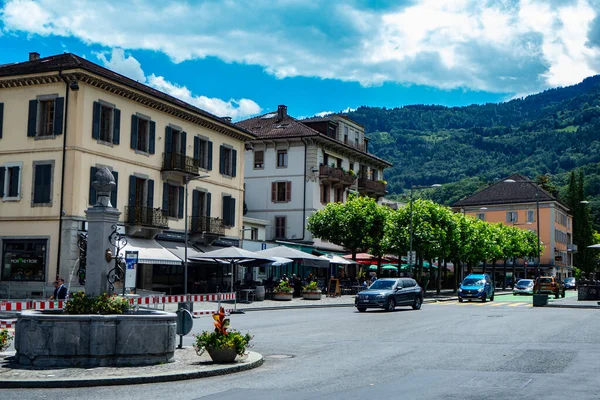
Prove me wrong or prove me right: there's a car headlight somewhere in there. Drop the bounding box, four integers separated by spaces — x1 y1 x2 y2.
477 287 484 292
376 294 385 299
458 288 462 292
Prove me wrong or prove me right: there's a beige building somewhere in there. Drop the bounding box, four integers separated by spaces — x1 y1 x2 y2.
0 52 254 298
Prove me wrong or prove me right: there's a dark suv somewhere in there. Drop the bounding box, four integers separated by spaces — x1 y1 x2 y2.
355 278 423 312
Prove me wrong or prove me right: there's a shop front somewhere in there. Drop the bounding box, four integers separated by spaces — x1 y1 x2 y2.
2 239 47 282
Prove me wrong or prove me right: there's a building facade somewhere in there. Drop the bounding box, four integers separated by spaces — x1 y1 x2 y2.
0 52 254 297
237 105 392 251
453 174 574 279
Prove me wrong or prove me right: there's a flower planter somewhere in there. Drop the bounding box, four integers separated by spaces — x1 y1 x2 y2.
302 291 322 300
273 292 293 301
207 347 238 363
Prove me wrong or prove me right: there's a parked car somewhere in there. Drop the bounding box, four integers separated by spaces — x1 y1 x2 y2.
355 278 423 312
563 277 577 290
513 279 534 295
534 276 566 298
458 274 494 302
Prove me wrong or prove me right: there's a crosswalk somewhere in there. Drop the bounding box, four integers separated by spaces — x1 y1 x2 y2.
430 300 532 308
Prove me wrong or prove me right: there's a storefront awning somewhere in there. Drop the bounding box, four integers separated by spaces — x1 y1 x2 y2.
157 240 211 263
122 237 182 266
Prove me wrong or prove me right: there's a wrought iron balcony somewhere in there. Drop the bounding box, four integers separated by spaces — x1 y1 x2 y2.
189 216 225 236
125 206 169 228
162 152 199 175
319 165 356 186
358 178 386 195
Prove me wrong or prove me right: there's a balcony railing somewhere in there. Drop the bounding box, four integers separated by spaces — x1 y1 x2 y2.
319 165 356 186
343 138 367 152
125 206 169 228
358 178 386 195
189 216 225 236
162 152 199 175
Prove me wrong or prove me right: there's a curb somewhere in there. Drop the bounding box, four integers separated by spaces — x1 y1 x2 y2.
0 351 264 388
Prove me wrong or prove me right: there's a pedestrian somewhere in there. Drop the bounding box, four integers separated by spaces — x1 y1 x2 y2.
292 274 302 297
49 281 59 300
371 273 378 283
55 278 68 300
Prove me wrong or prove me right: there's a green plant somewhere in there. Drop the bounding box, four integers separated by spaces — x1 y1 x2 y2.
0 329 13 351
377 179 387 185
63 291 130 315
303 281 320 292
348 169 356 176
274 280 293 293
193 307 253 356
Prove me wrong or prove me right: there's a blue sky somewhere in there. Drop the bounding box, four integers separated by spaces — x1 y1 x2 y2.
1 0 599 121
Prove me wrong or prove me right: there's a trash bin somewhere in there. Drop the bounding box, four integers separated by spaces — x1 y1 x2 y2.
178 301 194 313
532 294 548 307
254 286 265 301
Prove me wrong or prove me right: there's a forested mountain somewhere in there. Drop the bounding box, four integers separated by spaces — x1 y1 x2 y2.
345 75 600 227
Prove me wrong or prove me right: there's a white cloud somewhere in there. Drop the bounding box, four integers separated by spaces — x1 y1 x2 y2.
94 49 262 120
1 0 599 95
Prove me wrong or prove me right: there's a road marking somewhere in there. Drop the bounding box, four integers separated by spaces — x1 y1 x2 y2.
508 302 528 307
490 302 504 306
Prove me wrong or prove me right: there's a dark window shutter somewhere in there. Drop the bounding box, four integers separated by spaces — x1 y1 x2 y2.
162 183 169 212
206 192 211 217
53 97 64 135
33 166 42 203
130 115 138 150
505 212 510 223
178 186 184 219
113 108 121 145
92 101 101 139
181 131 187 156
147 179 154 209
286 181 292 202
111 170 119 208
222 195 231 225
165 126 173 154
27 100 37 137
219 145 225 174
192 190 199 218
89 167 98 205
149 120 156 154
0 103 4 139
271 182 276 202
229 197 236 227
128 175 137 207
193 136 200 161
232 149 237 177
34 164 51 204
10 167 19 197
0 166 4 197
207 141 213 171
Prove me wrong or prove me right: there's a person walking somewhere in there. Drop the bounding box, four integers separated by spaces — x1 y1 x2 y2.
49 281 59 300
55 278 68 300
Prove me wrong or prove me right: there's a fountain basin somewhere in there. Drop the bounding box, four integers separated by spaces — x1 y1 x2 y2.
14 310 177 368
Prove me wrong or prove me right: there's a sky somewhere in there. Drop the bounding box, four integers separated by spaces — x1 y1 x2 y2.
1 0 599 121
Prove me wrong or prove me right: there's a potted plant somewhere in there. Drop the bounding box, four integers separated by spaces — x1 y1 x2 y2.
302 281 322 300
0 329 13 353
273 280 293 301
348 169 356 177
193 307 253 363
376 179 387 185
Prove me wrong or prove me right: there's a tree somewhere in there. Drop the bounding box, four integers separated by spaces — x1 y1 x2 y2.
566 170 595 273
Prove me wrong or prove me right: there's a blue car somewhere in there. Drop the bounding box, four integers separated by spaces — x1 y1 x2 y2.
458 274 494 302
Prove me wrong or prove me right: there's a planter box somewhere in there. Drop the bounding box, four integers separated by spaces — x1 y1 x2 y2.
532 294 548 307
302 292 322 300
14 310 176 368
207 347 238 363
272 292 293 301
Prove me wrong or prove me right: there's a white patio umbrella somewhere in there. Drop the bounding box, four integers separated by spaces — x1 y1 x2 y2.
588 244 600 249
319 254 359 265
255 246 330 268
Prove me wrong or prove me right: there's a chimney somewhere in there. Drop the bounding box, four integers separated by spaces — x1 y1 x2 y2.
277 105 287 121
222 116 232 123
29 52 40 61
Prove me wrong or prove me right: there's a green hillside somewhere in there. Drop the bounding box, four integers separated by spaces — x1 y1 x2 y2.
345 75 600 228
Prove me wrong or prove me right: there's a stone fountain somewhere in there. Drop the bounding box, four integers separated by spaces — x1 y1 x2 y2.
13 167 177 367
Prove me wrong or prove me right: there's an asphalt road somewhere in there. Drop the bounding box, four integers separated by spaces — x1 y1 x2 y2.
2 300 600 400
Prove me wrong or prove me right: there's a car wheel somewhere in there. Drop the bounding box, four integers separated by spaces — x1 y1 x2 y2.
482 294 487 303
513 293 516 296
357 307 366 313
555 291 559 299
386 298 396 312
412 296 422 310
490 293 494 301
561 290 565 298
458 298 463 303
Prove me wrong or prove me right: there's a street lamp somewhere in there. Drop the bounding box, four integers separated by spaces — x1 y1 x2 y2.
504 179 541 285
408 184 441 288
184 174 210 295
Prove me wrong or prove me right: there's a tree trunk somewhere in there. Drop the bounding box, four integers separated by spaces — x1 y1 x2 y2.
492 260 497 288
512 257 516 288
482 260 486 274
502 260 507 290
436 257 442 295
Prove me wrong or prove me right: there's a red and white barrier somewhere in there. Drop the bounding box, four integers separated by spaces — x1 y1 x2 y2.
0 301 30 311
31 301 65 310
0 320 15 329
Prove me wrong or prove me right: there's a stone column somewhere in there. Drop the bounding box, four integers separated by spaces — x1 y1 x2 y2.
84 167 121 297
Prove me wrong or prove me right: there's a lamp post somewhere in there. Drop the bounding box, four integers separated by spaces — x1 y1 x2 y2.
184 174 210 295
408 184 441 288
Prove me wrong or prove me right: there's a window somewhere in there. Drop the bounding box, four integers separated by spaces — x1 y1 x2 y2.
219 145 237 177
344 126 349 144
527 210 535 223
277 150 288 168
321 184 330 203
0 163 22 200
2 239 47 282
32 162 53 206
476 213 485 221
349 162 354 173
0 102 4 139
271 181 291 203
130 114 155 154
335 187 343 202
92 101 121 145
506 211 518 223
222 195 236 227
194 137 213 170
254 150 264 169
251 227 258 240
27 96 64 137
126 176 155 225
162 183 184 219
275 216 286 238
